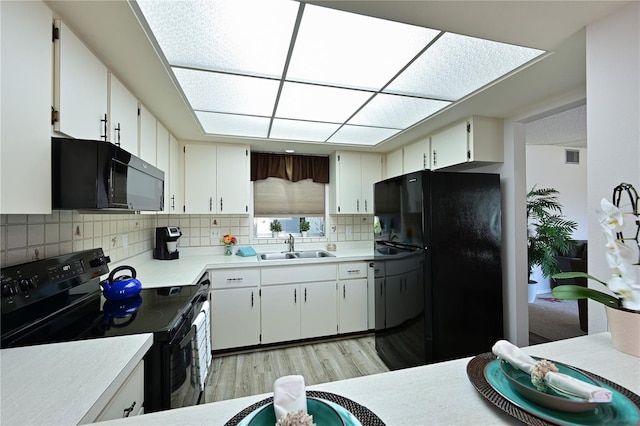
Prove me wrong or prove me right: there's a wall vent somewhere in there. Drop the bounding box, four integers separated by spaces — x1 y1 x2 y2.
565 149 580 164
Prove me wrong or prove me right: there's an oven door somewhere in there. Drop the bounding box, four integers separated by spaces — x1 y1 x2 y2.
168 321 201 409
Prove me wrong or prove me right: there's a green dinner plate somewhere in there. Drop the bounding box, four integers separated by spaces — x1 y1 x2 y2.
238 397 362 426
484 359 640 425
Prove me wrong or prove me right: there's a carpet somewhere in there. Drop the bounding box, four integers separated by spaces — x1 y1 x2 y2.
529 293 586 345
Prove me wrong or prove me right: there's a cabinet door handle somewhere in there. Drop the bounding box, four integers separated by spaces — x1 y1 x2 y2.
220 197 223 212
226 277 243 282
356 199 360 212
348 269 361 274
209 197 213 211
304 287 307 302
101 113 108 141
433 150 437 167
171 195 175 211
251 291 254 307
123 401 136 418
343 284 346 299
294 288 297 303
365 199 368 212
115 122 121 146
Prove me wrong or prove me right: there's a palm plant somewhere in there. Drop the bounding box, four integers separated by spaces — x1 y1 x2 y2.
527 186 578 280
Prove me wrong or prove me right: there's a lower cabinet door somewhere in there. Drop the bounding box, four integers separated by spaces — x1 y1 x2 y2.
94 360 144 422
301 281 337 339
211 288 260 350
339 279 368 334
261 285 301 344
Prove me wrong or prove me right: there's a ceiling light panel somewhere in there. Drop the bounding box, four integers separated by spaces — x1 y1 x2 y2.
385 32 544 100
173 68 280 116
196 111 270 138
348 93 451 128
328 125 401 145
270 118 341 142
276 82 373 123
137 0 299 78
287 4 440 91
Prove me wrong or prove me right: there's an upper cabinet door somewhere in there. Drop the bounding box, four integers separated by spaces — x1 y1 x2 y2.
138 104 157 166
184 143 217 214
54 20 108 141
1 1 52 214
156 122 170 213
216 145 249 214
430 121 468 170
360 154 382 214
168 134 183 213
108 73 138 154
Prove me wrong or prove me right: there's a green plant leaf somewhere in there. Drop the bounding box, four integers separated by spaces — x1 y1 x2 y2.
552 285 620 308
551 271 609 286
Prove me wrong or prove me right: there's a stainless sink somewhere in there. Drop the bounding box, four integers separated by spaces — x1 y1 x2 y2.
257 250 336 261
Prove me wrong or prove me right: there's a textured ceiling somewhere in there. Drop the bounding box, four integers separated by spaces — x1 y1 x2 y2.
525 104 587 147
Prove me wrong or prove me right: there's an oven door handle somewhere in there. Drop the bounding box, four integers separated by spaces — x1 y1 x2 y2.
179 324 196 347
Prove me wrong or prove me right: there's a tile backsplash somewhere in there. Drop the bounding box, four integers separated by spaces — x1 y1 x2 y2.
1 213 374 268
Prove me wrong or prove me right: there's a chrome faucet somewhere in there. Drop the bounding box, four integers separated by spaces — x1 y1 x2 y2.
286 234 295 252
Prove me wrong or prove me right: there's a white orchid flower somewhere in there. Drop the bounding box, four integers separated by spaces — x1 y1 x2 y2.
599 198 624 232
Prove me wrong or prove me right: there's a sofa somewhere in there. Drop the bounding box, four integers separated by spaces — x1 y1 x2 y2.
553 240 588 332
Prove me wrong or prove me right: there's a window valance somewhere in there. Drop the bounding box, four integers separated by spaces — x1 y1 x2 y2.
251 152 329 183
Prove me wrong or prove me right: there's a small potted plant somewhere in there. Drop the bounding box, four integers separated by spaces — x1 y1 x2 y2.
299 218 310 237
222 234 237 256
270 219 282 237
527 186 577 302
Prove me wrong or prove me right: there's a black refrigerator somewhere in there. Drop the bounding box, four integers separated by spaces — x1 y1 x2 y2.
374 170 503 370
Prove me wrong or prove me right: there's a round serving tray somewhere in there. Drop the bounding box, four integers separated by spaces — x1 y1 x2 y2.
467 352 640 426
224 390 385 426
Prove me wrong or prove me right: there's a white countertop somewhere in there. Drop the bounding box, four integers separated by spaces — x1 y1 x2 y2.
0 333 153 426
110 243 375 288
98 333 640 426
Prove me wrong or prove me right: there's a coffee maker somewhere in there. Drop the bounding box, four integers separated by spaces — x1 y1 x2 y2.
154 227 181 260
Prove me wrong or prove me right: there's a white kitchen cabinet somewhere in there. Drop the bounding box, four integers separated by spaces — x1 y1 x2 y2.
1 0 52 214
385 149 403 179
261 284 301 344
210 268 260 350
430 116 502 170
108 73 138 154
403 138 430 172
156 122 170 213
183 143 249 214
53 20 108 141
330 151 382 214
261 264 338 344
168 134 183 213
93 360 144 422
138 104 157 166
301 281 338 339
337 262 369 334
211 287 260 350
216 144 250 214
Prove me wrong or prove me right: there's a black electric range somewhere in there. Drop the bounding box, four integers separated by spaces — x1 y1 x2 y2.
0 248 210 413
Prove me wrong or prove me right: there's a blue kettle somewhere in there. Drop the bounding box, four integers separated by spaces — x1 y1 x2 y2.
101 265 142 301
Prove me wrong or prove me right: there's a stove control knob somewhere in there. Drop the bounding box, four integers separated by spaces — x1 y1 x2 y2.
1 282 16 297
19 279 31 292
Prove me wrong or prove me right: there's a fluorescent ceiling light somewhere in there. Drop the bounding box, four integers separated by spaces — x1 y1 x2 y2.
135 0 544 146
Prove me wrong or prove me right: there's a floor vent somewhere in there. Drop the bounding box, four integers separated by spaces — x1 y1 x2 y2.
565 149 580 164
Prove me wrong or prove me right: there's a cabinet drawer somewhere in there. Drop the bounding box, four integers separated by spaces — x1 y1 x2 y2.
261 264 336 285
210 268 260 289
95 360 144 422
338 262 368 280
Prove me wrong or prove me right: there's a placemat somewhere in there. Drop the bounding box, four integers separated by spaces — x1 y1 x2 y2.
224 390 385 426
466 352 640 425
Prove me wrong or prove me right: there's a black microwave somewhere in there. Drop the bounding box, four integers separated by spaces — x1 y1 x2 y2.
52 137 164 211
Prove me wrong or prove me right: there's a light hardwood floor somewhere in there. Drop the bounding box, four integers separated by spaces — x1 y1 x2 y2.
204 335 389 403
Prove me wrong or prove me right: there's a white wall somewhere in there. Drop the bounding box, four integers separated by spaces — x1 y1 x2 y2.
526 145 588 293
586 2 640 333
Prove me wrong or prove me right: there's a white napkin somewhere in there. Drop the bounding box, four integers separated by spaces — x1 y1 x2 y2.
492 340 612 403
273 375 307 421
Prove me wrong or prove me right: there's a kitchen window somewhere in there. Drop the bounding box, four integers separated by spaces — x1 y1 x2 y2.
251 152 328 238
